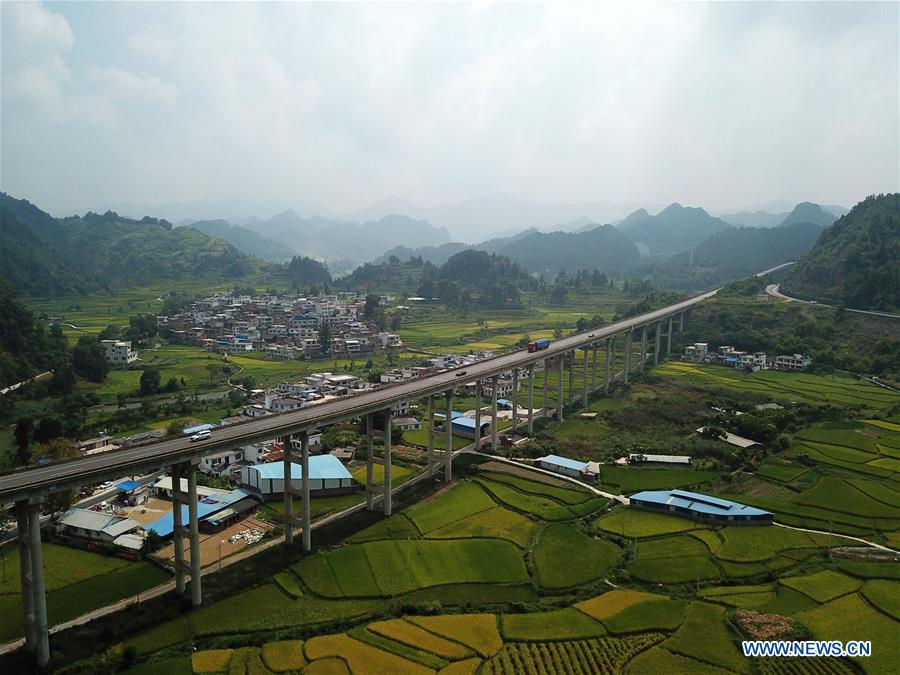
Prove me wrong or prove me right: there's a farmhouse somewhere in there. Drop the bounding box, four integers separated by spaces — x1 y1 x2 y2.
536 454 596 479
143 489 257 537
449 416 491 439
775 353 812 370
239 455 355 500
696 427 764 450
629 489 773 525
627 453 692 465
56 508 141 543
100 339 138 365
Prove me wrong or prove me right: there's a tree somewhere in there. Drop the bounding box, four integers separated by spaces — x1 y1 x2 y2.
140 368 161 396
390 314 402 332
33 416 63 444
72 335 109 383
125 314 157 345
550 285 568 303
14 418 33 465
318 322 332 353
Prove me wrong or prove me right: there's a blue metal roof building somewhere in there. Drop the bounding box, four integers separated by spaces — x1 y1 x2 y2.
537 454 590 478
144 489 254 537
240 455 355 501
629 489 773 525
449 416 491 439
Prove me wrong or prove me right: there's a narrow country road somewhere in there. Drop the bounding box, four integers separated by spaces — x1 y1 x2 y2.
766 284 900 320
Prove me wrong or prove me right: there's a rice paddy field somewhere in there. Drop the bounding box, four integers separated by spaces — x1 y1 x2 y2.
76 453 896 675
0 544 169 642
655 361 897 411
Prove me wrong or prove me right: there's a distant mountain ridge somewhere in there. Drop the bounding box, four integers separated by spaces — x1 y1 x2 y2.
189 219 297 262
244 210 452 272
617 203 733 256
782 194 900 310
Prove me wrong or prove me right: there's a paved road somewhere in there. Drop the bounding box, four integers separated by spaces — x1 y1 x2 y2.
1 289 716 505
766 284 900 320
754 261 796 277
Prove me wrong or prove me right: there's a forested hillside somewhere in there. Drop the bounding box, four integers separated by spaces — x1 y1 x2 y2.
617 203 732 255
0 279 69 388
654 221 824 290
0 193 259 293
0 208 94 296
190 219 297 262
782 194 900 310
482 225 640 277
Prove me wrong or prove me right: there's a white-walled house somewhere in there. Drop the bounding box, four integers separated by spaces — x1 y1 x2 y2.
101 340 138 365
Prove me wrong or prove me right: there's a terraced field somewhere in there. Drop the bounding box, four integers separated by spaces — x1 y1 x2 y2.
43 458 894 675
654 362 897 411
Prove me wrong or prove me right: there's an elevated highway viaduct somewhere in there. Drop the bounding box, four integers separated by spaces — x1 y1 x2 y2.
2 289 715 665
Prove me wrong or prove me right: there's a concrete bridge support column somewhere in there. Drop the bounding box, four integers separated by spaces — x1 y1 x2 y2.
640 325 648 372
366 414 375 508
24 501 49 666
556 357 564 421
15 503 35 654
282 434 294 546
667 315 673 355
527 365 535 435
491 376 499 452
384 413 393 515
474 381 482 449
583 348 589 406
445 391 453 481
542 359 549 417
511 368 519 432
567 351 575 405
605 337 613 394
426 397 435 476
171 463 186 595
679 311 684 333
654 321 662 366
592 345 598 393
301 430 311 552
624 332 632 383
187 464 202 607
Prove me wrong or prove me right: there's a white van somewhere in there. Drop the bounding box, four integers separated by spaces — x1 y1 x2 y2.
190 430 211 442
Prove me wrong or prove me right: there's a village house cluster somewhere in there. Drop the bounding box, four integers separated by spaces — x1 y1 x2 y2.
157 291 404 360
682 343 812 371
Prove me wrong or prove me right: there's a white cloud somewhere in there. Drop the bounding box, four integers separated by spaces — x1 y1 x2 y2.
1 1 897 219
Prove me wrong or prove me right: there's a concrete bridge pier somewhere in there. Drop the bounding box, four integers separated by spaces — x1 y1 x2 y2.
426 397 435 476
605 337 613 395
556 357 564 421
583 347 589 406
444 391 453 481
491 375 499 452
667 315 673 354
384 413 393 515
624 331 632 383
474 381 482 449
654 320 662 366
542 359 549 417
511 368 519 432
527 365 534 434
300 430 311 553
640 325 648 371
567 351 575 405
16 498 49 667
591 344 598 394
170 460 202 606
282 434 294 545
366 414 375 508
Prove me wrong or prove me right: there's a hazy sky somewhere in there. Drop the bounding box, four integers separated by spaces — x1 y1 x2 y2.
2 1 898 218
